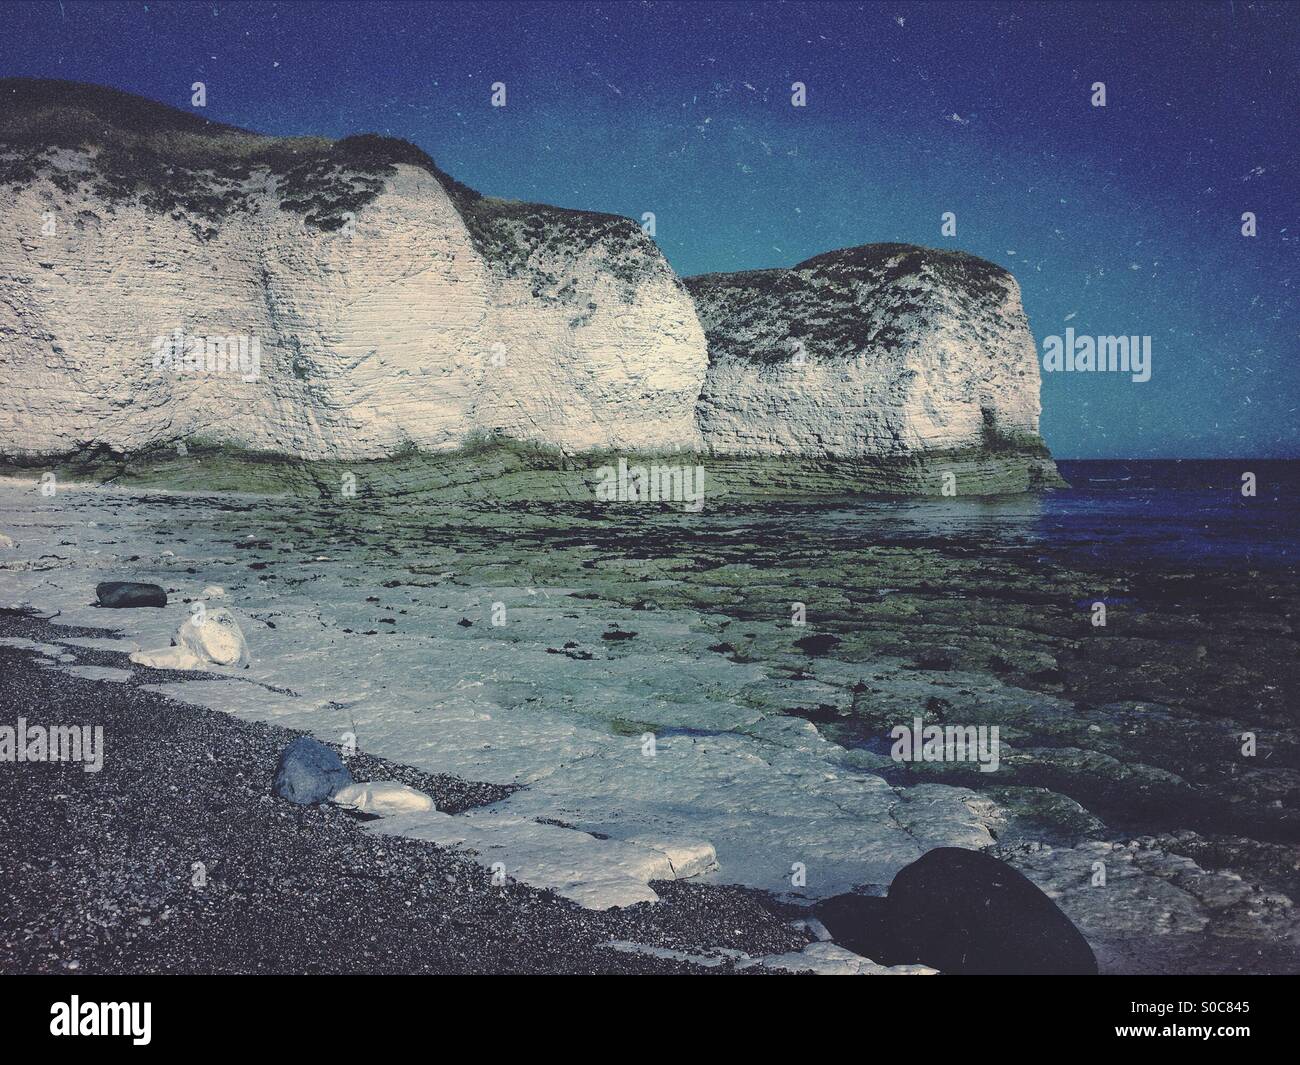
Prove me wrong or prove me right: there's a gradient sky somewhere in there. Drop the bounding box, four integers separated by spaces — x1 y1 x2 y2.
3 0 1296 458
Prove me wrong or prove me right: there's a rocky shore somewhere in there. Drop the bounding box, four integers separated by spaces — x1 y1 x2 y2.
2 468 1297 974
0 610 816 975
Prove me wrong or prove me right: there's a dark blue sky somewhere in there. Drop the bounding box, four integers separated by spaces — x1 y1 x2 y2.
3 1 1296 458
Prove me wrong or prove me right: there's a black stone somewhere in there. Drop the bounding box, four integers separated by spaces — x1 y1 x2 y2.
95 581 167 608
813 893 897 961
887 847 1098 974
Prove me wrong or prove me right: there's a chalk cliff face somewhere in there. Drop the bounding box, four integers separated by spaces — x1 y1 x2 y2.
0 80 706 460
686 244 1045 457
0 80 1051 477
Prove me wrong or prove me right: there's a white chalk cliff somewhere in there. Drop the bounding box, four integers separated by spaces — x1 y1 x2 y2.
0 80 1051 470
687 246 1044 457
0 80 706 460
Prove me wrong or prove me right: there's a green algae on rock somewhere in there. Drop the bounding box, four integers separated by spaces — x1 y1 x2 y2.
0 436 1065 501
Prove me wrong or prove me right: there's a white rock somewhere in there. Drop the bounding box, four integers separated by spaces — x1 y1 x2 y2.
366 810 712 909
128 645 199 670
626 836 719 879
129 607 250 670
560 878 661 909
0 532 15 548
688 246 1043 457
331 781 436 817
0 162 706 460
606 939 938 974
180 608 249 666
200 585 226 599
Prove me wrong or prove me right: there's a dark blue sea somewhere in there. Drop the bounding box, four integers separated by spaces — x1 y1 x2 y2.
788 460 1300 571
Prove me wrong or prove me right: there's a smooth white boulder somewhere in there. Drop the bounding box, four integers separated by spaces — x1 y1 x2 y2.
130 607 250 670
0 532 15 548
331 781 436 817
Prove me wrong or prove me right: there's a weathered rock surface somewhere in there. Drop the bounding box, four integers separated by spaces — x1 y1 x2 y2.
368 810 719 909
687 244 1046 458
0 79 706 461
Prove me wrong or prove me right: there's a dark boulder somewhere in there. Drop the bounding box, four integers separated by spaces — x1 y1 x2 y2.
886 847 1097 974
272 737 353 805
813 893 897 962
816 848 1098 974
95 581 167 608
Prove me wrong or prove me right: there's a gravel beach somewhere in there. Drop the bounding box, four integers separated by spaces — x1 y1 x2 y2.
0 610 812 975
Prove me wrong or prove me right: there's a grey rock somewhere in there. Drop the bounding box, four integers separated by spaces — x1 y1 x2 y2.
272 737 353 806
